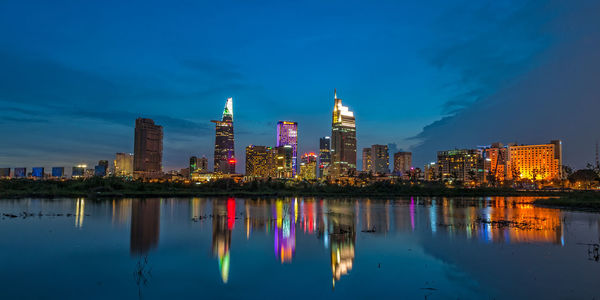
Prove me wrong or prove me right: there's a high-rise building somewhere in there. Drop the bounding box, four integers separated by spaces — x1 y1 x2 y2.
299 153 317 180
212 98 236 174
198 157 209 173
331 89 356 177
506 140 562 181
276 121 298 176
362 148 372 172
483 143 508 182
72 165 85 178
115 153 134 177
245 145 275 178
0 168 10 178
371 145 389 174
319 136 331 178
51 167 64 178
274 145 294 178
437 149 485 182
190 156 198 173
134 118 163 178
393 152 412 175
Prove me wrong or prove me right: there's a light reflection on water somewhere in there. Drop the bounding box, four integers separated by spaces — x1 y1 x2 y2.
0 196 598 299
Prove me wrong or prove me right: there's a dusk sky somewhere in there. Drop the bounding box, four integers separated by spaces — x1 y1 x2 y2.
1 0 599 172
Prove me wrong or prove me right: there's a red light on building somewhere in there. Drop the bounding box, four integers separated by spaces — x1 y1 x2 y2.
228 158 237 164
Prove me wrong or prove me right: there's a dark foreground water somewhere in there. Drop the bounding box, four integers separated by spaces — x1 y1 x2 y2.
0 197 599 299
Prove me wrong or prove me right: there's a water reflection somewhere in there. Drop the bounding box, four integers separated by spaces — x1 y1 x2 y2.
212 198 235 283
130 199 160 255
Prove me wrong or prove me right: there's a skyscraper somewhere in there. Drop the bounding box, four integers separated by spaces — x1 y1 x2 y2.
276 121 298 176
362 148 372 172
393 152 412 175
115 153 134 177
198 157 209 173
212 98 236 174
245 145 275 178
190 156 198 173
331 89 356 177
371 145 389 174
299 153 317 180
319 136 331 178
134 118 163 179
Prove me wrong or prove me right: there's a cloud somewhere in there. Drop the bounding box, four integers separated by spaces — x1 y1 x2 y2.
411 0 600 169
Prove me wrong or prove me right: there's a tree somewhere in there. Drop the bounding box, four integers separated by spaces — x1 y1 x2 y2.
568 169 600 190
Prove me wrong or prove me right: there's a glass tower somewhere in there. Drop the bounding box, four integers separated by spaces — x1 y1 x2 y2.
212 98 236 174
276 121 298 176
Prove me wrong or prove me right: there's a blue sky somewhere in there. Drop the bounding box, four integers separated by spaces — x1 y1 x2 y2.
1 0 598 171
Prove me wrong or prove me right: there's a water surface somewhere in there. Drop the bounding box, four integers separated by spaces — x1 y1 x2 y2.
0 197 598 299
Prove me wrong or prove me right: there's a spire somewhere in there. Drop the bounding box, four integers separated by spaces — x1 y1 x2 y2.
334 88 337 100
222 97 233 120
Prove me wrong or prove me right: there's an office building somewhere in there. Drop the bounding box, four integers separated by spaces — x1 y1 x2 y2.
506 140 562 181
371 145 389 174
319 136 331 178
72 165 85 178
393 152 412 175
51 167 64 178
331 89 357 177
245 145 275 178
190 156 199 173
212 97 236 174
32 167 44 178
437 149 485 182
134 118 163 178
299 153 317 180
114 153 134 177
276 121 298 176
198 157 209 173
14 168 26 178
275 145 294 178
362 148 372 172
94 165 107 177
0 168 10 178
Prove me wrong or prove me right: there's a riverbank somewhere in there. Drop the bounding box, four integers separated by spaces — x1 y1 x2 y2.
533 193 600 212
0 178 575 199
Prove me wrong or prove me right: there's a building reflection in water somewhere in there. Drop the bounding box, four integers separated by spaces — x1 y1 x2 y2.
212 198 235 283
112 199 131 227
74 198 85 228
130 198 160 255
327 201 356 288
273 199 296 263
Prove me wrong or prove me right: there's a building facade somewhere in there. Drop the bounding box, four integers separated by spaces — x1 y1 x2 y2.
362 148 372 172
437 149 485 183
276 121 298 176
371 145 389 174
299 153 317 180
319 136 331 178
212 98 236 174
393 152 412 175
115 153 134 177
506 140 562 181
275 145 294 178
134 118 163 178
331 89 357 177
245 145 275 178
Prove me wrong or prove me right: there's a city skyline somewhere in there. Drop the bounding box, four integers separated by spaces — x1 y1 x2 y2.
1 0 599 171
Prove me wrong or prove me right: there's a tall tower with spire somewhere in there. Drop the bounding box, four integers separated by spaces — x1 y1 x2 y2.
212 97 236 174
330 89 357 178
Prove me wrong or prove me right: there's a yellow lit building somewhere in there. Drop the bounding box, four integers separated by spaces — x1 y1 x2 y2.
506 140 562 181
245 145 275 178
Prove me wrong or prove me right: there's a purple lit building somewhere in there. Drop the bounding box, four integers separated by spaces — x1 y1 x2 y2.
276 121 298 176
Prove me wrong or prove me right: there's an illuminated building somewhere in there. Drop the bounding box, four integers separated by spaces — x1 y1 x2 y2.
134 118 163 178
212 198 235 283
32 167 44 178
506 140 562 181
198 157 209 173
276 121 298 176
371 144 389 174
393 152 412 176
71 165 85 178
331 89 357 177
130 198 160 255
275 145 294 178
245 145 275 178
14 168 26 178
98 160 109 172
189 156 198 173
212 97 236 174
0 168 10 178
94 165 107 177
51 167 64 178
299 153 317 180
114 153 134 177
319 136 331 178
437 149 485 183
424 162 439 181
362 148 372 172
482 143 508 183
